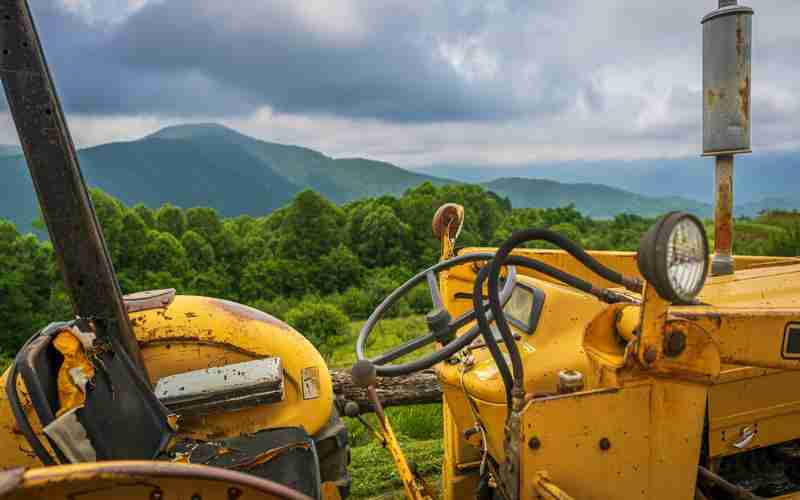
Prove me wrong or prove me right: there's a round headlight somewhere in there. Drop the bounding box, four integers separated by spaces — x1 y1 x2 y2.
637 212 709 304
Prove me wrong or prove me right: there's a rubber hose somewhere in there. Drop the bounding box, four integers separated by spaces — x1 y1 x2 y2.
473 265 514 406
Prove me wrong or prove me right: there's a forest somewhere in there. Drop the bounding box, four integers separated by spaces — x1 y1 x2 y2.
2 181 799 362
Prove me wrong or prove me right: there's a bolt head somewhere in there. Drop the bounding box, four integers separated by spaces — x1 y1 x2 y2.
528 437 541 450
664 330 687 357
599 438 611 451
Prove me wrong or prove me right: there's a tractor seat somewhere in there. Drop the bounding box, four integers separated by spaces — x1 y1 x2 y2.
8 322 173 464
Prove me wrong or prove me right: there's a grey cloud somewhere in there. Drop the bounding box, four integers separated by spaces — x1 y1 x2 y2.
2 0 798 151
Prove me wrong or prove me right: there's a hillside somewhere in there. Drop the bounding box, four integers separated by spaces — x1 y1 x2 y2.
483 178 711 218
419 151 800 206
0 124 449 232
0 145 20 157
148 124 449 203
3 123 793 233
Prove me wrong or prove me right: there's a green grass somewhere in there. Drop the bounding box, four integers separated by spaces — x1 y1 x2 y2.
350 436 443 499
327 315 432 369
328 315 445 498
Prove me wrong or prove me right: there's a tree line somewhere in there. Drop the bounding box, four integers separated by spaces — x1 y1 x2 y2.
1 182 798 357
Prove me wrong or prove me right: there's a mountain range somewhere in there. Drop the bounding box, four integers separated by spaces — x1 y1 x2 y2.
417 152 800 208
1 123 797 234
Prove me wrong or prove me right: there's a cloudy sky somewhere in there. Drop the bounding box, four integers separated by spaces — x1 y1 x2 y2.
0 0 796 168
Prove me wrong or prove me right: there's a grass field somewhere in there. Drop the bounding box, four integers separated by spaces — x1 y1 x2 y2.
331 315 445 499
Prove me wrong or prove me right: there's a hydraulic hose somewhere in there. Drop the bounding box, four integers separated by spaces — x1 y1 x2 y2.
473 265 514 406
486 229 639 394
472 253 630 408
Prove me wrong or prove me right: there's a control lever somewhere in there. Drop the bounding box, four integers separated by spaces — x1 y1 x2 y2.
350 360 435 500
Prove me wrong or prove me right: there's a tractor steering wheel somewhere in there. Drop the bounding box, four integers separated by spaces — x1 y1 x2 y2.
356 253 516 377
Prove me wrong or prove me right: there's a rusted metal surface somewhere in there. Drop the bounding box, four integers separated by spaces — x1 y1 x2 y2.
702 1 754 155
0 0 147 376
216 299 290 330
15 461 313 500
123 289 176 313
713 154 735 275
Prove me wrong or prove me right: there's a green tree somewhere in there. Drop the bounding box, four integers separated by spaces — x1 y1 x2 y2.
155 203 187 238
90 189 125 261
240 259 308 302
285 300 350 357
313 244 365 294
186 207 223 244
142 230 189 282
275 190 345 261
181 230 216 271
118 210 149 269
133 203 156 228
355 205 412 268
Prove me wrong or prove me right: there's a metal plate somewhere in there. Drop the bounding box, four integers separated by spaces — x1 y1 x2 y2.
155 357 284 415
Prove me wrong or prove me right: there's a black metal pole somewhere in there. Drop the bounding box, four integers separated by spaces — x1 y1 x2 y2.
0 1 148 377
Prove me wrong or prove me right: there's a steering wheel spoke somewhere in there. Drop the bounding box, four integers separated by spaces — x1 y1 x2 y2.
371 332 438 366
425 270 444 310
355 253 518 377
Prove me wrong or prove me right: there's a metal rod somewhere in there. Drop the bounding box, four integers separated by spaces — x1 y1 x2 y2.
712 154 735 276
0 1 149 376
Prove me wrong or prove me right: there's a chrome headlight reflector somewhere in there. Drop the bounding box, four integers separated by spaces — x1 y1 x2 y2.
637 212 710 304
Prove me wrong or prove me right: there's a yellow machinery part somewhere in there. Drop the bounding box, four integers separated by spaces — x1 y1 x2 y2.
130 295 334 441
0 295 334 468
0 461 311 499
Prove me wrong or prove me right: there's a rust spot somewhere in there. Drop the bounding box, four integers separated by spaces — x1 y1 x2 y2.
736 16 744 51
739 75 750 124
215 299 289 330
706 89 717 109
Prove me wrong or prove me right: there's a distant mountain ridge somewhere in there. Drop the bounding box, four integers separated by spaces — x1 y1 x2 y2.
1 123 794 234
0 124 449 233
417 152 800 207
483 178 711 218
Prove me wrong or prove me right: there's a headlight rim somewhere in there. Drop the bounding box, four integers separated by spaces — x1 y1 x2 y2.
637 211 710 304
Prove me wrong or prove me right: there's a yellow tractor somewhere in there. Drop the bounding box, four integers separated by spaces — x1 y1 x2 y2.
344 1 800 498
0 1 348 498
2 0 799 498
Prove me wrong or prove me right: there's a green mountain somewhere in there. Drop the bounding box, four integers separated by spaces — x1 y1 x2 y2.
0 124 448 232
3 123 781 234
148 124 448 203
483 178 711 218
0 144 21 157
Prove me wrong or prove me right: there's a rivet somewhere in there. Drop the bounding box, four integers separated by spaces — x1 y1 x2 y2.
151 490 163 500
528 437 541 450
228 487 242 499
599 437 611 451
664 330 687 357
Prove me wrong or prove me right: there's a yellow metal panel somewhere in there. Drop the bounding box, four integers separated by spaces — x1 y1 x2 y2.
439 270 604 404
709 370 800 458
519 380 706 500
441 396 481 500
132 295 334 440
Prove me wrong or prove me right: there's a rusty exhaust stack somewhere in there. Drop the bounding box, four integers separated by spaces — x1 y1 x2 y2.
702 0 754 276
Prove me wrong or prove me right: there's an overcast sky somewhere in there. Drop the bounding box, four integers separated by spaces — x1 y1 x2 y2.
0 0 796 168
